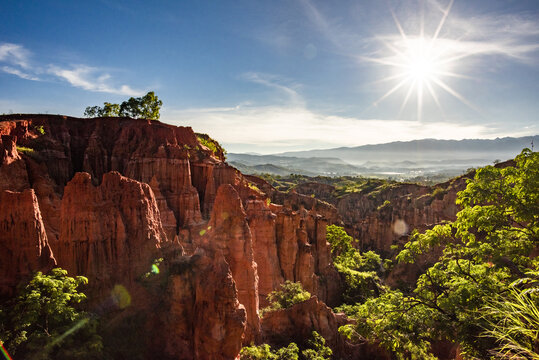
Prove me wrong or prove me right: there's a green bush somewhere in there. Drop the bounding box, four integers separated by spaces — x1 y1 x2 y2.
261 281 311 316
240 343 299 360
302 331 333 360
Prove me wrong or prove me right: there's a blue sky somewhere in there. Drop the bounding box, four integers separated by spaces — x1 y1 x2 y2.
1 0 538 153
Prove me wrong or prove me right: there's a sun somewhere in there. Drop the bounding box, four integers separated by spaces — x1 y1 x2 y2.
365 0 471 121
402 37 443 83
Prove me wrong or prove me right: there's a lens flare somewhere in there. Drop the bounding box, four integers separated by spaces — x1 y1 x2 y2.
364 0 474 121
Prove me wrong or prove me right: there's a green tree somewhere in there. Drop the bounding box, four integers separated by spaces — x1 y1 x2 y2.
84 91 162 120
101 102 120 117
83 105 101 118
119 91 162 120
0 268 103 360
340 149 539 359
326 225 384 304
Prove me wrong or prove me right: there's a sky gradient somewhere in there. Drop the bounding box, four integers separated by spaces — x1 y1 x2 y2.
1 0 538 153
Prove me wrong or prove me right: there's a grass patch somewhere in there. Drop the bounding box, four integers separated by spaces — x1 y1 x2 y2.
196 133 226 159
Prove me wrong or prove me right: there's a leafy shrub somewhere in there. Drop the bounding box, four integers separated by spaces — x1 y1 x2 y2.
240 343 299 360
261 281 311 316
302 331 333 360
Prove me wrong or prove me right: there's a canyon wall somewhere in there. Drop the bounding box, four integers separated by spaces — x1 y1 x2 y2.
0 114 470 358
0 115 344 358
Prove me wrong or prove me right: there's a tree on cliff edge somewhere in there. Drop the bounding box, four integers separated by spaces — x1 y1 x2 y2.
84 91 162 120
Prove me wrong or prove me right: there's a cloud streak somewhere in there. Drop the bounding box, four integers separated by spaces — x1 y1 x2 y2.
48 65 144 96
0 43 31 69
241 72 303 105
0 42 143 96
163 103 531 154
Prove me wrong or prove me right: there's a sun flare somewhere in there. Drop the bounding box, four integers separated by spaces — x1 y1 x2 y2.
365 0 471 121
402 37 445 83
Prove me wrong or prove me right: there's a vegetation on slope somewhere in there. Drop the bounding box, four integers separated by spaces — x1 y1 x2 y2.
337 149 538 359
258 173 395 198
240 331 332 360
195 132 227 160
260 280 311 316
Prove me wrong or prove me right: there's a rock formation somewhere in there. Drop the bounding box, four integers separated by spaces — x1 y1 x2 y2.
0 189 56 295
0 114 343 358
0 114 470 359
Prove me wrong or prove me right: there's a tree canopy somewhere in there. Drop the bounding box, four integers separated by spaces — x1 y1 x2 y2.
83 91 162 120
0 268 102 360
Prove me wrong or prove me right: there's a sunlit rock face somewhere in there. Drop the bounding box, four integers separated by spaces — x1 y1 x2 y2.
294 179 464 254
57 171 168 298
0 189 56 295
0 114 345 358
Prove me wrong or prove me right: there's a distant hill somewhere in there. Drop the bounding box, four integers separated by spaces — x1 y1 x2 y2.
227 154 365 176
229 136 536 180
276 136 536 165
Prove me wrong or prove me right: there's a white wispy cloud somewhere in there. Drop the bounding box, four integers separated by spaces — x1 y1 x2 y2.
241 72 303 105
48 65 144 96
163 103 528 153
0 43 31 69
0 42 143 96
1 66 39 81
446 13 539 63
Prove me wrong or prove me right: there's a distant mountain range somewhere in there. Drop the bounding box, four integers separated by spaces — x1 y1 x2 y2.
228 136 536 179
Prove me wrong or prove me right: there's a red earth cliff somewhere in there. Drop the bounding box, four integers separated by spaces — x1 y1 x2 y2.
0 114 345 358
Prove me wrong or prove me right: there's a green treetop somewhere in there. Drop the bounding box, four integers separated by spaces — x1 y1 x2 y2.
84 91 162 120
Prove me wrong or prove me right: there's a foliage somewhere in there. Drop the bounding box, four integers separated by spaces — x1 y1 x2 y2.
261 281 311 316
257 174 391 198
377 199 392 211
430 187 446 199
0 268 103 360
16 145 34 154
119 91 162 119
196 133 226 159
481 273 539 359
84 91 162 120
341 149 538 359
239 332 330 360
326 225 384 304
34 125 45 135
301 331 333 360
240 343 299 360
